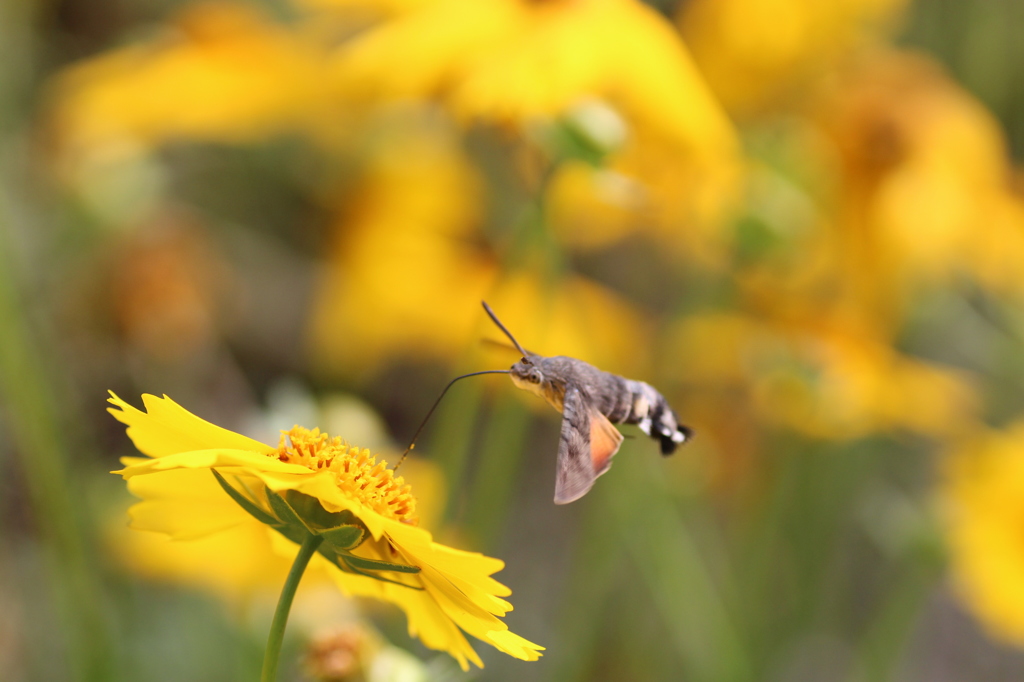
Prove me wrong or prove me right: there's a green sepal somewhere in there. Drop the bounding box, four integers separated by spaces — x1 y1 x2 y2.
311 548 421 589
262 489 326 546
212 470 279 527
282 490 356 529
317 525 365 550
337 555 424 589
339 552 420 574
264 489 316 531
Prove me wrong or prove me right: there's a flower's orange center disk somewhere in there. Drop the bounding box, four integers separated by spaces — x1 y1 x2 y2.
272 426 418 525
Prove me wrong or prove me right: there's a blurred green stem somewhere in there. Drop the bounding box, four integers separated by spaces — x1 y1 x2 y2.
546 493 629 682
465 394 530 546
0 208 115 680
855 552 944 682
261 533 322 682
434 372 486 522
0 1 116 676
608 451 752 682
505 157 566 282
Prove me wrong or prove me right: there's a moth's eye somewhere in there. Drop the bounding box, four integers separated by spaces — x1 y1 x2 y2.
529 372 542 384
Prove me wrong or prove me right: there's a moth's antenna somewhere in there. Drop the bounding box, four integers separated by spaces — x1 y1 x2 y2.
481 301 529 358
393 369 510 472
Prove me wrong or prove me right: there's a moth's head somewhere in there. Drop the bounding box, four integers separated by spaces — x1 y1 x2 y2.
509 355 567 408
509 355 545 395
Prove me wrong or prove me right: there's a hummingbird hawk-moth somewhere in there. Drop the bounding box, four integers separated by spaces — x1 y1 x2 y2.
394 303 692 504
482 302 692 504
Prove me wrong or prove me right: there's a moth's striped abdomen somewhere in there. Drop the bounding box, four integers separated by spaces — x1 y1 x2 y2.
619 379 691 455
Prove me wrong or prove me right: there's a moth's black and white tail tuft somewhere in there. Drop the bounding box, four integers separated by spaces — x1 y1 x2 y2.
659 424 693 455
623 380 692 457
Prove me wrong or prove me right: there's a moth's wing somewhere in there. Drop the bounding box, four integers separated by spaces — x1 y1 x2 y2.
554 387 624 504
555 387 595 504
589 406 624 477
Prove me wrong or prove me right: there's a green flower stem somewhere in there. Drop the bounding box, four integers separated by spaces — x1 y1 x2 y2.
261 533 323 682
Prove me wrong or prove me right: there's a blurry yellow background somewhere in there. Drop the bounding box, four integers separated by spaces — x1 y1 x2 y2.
4 0 1024 680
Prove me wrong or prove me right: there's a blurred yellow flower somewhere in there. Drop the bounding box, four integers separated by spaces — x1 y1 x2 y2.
109 392 543 670
333 0 736 153
547 132 742 264
680 0 908 116
667 312 977 441
943 423 1024 646
684 51 1024 359
297 0 428 13
306 122 496 378
814 50 1024 300
49 2 338 162
323 0 745 263
306 121 651 378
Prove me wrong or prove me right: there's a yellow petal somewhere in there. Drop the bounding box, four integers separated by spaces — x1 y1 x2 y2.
124 467 251 540
384 520 512 606
108 392 274 458
114 447 306 477
321 518 542 667
110 513 286 597
485 629 545 662
330 569 483 671
383 520 505 577
411 560 512 632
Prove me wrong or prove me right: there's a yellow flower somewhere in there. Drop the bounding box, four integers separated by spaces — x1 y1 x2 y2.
327 0 742 264
306 122 497 379
942 423 1024 646
108 392 543 670
546 132 742 265
666 312 977 441
297 0 427 13
332 0 736 153
48 2 339 162
106 447 444 605
305 120 652 379
680 0 908 116
812 50 1024 300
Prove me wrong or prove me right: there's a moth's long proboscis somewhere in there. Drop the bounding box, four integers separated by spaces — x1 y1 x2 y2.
392 369 510 471
481 301 530 358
